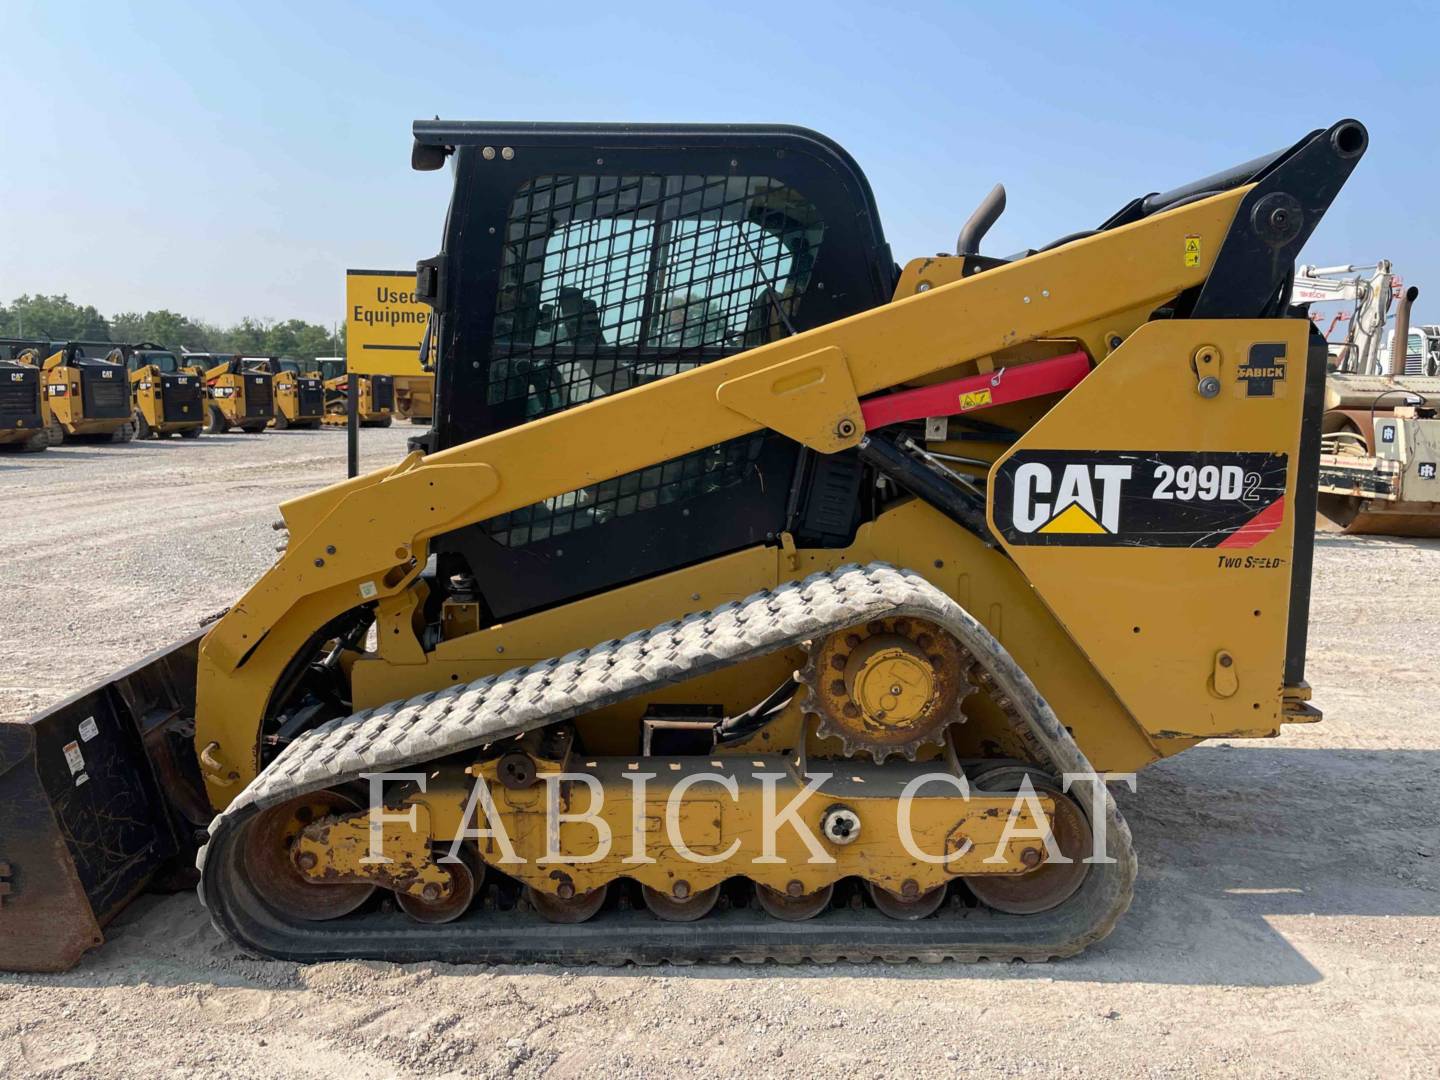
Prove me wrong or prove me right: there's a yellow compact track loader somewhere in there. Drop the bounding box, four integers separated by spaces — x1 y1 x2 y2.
34 342 136 443
114 342 206 439
186 352 275 433
0 339 53 452
246 357 325 429
0 118 1366 971
319 357 394 427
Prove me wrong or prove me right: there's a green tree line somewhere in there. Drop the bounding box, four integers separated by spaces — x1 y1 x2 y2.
0 294 345 362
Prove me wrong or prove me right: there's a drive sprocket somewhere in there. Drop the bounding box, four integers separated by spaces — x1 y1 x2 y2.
800 615 973 761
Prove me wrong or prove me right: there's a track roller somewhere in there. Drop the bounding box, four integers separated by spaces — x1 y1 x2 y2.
396 845 482 924
641 882 721 922
526 883 609 923
866 880 948 920
754 882 834 921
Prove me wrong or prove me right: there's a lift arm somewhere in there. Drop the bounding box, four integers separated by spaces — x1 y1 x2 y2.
193 188 1243 802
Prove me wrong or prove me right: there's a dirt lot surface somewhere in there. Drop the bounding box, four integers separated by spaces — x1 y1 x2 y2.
2 427 1437 1079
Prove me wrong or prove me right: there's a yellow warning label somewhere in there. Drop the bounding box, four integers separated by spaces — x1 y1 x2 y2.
958 388 993 411
1037 503 1108 535
346 269 430 375
1183 234 1202 268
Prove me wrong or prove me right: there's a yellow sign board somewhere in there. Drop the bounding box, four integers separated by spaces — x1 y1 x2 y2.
345 269 429 375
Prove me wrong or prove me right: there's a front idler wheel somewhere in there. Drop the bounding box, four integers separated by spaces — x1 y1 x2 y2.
962 766 1093 915
241 790 377 921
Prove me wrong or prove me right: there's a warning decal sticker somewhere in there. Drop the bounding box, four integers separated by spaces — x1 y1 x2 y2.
991 450 1288 548
1183 234 1202 268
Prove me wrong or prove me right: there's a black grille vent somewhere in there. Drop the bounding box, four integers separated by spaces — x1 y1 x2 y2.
0 366 41 425
297 379 324 417
481 172 824 548
244 373 274 418
83 369 129 419
159 374 203 423
370 375 394 412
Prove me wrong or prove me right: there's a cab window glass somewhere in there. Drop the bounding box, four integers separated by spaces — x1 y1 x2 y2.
490 173 824 418
480 173 825 549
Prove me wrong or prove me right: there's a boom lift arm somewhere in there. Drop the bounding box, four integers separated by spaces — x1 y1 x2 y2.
1290 261 1395 373
194 188 1249 799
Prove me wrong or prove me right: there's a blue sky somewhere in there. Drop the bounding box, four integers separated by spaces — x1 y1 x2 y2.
2 0 1435 329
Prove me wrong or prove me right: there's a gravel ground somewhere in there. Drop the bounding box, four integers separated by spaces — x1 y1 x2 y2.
2 428 1437 1079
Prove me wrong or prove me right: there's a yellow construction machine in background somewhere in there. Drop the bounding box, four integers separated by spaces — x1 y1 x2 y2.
393 375 433 423
183 351 275 433
0 338 53 451
113 342 206 439
31 341 135 443
317 356 393 427
244 357 325 429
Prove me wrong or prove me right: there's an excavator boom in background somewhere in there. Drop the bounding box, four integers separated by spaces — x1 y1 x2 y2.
1291 262 1440 533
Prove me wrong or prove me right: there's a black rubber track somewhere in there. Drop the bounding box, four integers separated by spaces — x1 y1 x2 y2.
199 564 1136 964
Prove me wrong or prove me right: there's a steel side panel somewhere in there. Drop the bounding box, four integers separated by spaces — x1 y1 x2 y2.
988 320 1312 740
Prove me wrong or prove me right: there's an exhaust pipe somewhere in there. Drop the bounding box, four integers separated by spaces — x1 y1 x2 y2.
957 184 1006 256
1390 285 1420 376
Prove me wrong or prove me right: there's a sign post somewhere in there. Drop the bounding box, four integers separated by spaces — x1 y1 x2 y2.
346 368 359 477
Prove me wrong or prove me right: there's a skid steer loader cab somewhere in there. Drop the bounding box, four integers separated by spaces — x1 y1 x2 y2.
418 124 893 617
245 357 324 429
37 342 136 443
0 338 51 451
118 342 205 439
192 353 273 433
3 118 1370 971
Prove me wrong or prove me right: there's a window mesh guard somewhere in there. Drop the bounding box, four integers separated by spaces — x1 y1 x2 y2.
482 173 824 548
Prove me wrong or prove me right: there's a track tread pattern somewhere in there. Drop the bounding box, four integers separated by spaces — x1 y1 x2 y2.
199 563 1136 965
